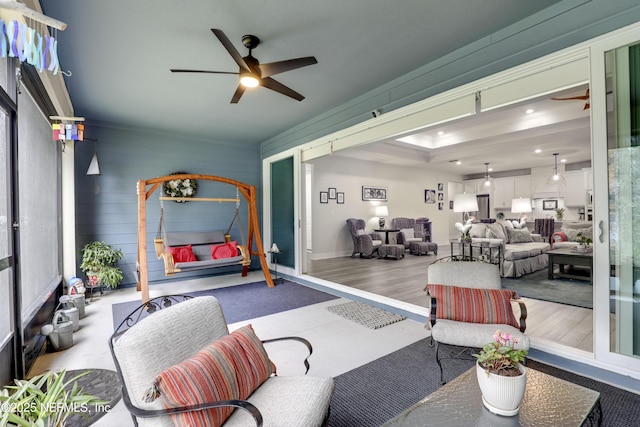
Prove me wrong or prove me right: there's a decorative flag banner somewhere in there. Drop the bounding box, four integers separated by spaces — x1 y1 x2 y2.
0 19 60 74
53 123 84 141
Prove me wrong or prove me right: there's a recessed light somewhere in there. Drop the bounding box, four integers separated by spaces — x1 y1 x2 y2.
535 149 542 154
488 168 493 172
437 131 444 136
561 158 567 163
526 109 535 114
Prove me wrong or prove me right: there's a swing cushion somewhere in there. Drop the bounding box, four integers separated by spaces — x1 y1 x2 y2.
167 245 197 263
211 241 238 260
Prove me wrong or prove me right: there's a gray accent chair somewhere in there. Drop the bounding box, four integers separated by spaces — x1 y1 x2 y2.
110 295 334 426
391 217 426 250
346 218 382 258
426 260 529 384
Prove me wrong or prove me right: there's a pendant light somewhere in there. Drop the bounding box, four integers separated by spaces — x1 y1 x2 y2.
546 153 566 189
482 162 495 192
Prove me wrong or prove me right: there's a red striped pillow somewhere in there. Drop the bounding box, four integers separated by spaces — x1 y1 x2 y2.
427 284 519 329
152 339 240 427
225 325 276 399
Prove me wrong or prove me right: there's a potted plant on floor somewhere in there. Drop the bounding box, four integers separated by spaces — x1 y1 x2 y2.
474 330 528 416
80 241 124 290
0 370 107 426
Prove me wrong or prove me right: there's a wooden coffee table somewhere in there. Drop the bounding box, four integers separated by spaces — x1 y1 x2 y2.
383 366 601 426
548 247 593 283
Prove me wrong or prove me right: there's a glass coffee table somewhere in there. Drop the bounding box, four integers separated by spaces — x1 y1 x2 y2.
383 366 601 426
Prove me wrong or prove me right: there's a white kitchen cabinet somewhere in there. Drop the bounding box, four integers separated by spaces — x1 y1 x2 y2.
493 177 515 209
514 176 531 199
564 171 586 207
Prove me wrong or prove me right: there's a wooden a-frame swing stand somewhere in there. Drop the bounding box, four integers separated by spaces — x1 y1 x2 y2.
137 174 274 302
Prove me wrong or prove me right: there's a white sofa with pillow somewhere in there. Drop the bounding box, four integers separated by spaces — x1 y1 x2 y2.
467 221 550 278
550 221 593 249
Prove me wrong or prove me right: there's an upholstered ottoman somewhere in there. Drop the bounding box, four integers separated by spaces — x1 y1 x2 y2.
378 244 405 259
409 241 438 256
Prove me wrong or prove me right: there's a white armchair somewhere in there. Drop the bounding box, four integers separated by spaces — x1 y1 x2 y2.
426 260 529 384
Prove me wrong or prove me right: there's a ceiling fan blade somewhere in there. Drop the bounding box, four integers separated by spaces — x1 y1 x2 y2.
230 85 246 104
170 69 239 75
211 29 251 73
261 77 305 101
259 56 318 78
551 95 590 101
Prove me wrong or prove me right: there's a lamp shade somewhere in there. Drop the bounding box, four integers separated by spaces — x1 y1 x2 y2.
453 193 478 213
375 205 389 217
511 198 532 214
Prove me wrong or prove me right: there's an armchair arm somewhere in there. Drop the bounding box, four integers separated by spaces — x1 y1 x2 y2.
550 231 567 249
516 300 527 333
262 336 313 374
123 391 263 426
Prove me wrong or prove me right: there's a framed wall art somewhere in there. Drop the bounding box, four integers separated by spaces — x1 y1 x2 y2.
337 192 345 204
320 191 329 203
328 187 337 199
424 189 436 204
362 186 387 201
543 199 558 210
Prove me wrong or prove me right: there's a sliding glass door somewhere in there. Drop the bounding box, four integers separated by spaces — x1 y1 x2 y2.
592 28 640 372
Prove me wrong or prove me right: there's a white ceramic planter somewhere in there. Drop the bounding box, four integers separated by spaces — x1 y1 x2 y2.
476 362 527 416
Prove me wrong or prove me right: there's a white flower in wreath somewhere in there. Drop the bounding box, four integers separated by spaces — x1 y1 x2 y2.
163 173 197 201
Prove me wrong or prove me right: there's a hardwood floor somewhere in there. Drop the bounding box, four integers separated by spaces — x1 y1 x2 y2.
306 246 594 352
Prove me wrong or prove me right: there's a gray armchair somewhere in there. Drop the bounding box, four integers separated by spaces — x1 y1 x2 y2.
391 217 425 250
346 218 382 258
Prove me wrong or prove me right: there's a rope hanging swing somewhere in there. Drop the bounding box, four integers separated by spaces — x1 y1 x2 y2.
137 174 274 302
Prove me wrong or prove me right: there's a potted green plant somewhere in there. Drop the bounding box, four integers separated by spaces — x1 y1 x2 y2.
554 207 566 221
576 232 592 250
80 241 124 289
0 370 107 426
474 330 528 416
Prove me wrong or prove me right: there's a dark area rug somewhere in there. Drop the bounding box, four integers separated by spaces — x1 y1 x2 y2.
111 279 339 329
329 338 640 427
502 267 592 309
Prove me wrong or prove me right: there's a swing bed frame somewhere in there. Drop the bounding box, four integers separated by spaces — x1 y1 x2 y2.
137 174 274 302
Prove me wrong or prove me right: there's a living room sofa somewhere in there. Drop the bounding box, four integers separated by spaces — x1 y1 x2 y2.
550 221 593 250
466 221 550 278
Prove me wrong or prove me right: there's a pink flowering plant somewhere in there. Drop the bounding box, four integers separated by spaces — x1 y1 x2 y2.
474 330 528 377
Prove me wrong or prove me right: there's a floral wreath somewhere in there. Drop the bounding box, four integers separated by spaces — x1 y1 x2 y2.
163 172 197 202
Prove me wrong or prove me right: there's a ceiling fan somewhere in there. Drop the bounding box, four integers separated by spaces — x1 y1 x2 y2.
551 88 590 110
171 29 318 104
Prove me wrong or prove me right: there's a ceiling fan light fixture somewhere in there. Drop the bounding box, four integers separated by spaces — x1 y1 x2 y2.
240 73 260 88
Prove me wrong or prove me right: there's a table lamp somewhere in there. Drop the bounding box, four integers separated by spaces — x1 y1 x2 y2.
453 193 478 221
375 205 389 228
511 197 532 221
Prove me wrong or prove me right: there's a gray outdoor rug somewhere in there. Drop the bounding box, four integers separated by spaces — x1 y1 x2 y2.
326 301 406 329
111 279 339 330
502 267 592 309
329 338 640 426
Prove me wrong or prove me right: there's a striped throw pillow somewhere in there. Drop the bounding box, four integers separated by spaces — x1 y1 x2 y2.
150 338 240 427
221 325 276 399
427 284 519 329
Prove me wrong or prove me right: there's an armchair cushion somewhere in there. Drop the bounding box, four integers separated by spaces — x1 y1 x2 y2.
427 284 520 329
400 228 415 239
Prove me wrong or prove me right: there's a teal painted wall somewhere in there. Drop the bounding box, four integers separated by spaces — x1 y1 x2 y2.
74 123 261 286
260 0 640 158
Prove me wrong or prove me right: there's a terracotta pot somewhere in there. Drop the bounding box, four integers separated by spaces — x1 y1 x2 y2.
476 362 526 416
